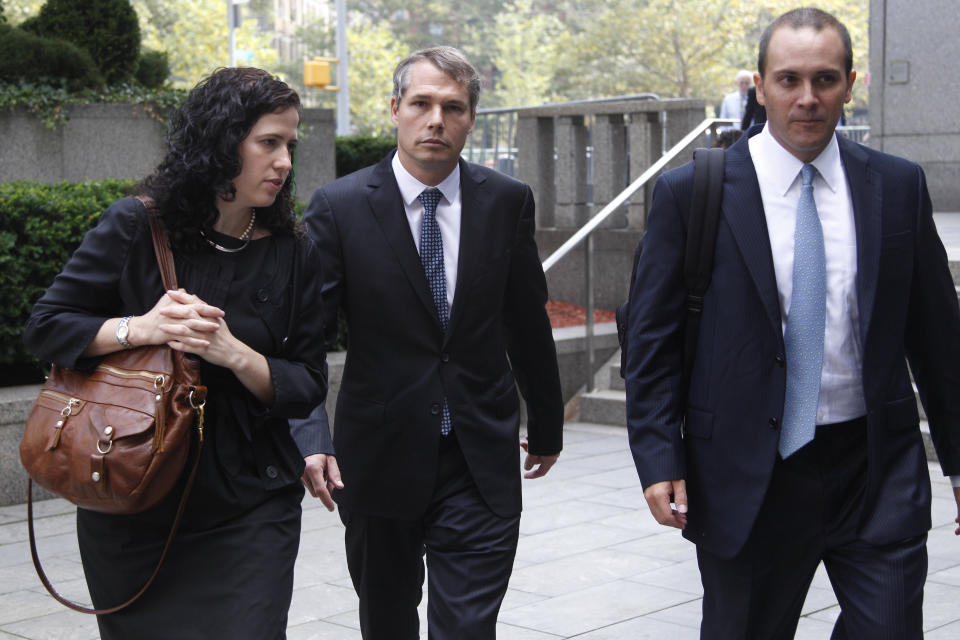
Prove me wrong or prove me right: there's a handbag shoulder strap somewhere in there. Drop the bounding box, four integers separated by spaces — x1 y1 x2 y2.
137 196 179 291
27 452 202 615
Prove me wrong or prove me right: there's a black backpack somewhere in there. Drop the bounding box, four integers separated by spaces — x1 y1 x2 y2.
616 146 725 379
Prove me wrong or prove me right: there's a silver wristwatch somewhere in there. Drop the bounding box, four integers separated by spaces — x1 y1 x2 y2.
116 315 133 349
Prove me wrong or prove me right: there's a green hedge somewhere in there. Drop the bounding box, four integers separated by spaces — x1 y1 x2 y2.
21 0 141 85
135 50 171 90
0 180 135 384
336 135 397 177
0 23 103 91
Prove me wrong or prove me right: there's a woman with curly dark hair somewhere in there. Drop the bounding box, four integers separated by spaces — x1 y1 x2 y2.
23 67 327 639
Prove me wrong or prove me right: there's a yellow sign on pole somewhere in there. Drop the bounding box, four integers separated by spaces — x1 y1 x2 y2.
304 58 340 90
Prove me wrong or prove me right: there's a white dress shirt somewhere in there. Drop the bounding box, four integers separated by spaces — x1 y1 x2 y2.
719 90 746 130
749 125 867 425
392 153 461 309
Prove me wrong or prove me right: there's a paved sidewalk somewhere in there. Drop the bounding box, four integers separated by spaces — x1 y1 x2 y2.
2 421 958 639
934 212 960 262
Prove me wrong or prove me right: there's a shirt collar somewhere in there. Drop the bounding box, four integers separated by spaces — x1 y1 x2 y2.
756 124 843 197
391 152 461 207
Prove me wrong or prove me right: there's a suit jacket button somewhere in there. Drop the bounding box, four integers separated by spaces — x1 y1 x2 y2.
257 288 269 302
430 403 441 415
775 355 785 367
265 465 279 479
769 417 779 429
440 353 450 362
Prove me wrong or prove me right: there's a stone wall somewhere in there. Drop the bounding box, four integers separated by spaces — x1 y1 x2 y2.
515 98 708 311
0 104 336 202
869 0 960 210
0 326 617 507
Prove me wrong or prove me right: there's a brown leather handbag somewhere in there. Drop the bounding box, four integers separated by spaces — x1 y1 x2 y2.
20 213 207 614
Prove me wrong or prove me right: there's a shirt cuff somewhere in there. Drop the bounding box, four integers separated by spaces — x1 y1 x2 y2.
951 475 960 488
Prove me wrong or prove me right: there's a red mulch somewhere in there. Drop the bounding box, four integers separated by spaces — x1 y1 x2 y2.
546 301 616 329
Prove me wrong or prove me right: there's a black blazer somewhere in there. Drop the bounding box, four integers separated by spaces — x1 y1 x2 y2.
626 129 960 558
298 153 563 519
741 86 766 130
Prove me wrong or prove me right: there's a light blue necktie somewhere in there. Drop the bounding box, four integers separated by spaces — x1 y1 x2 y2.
418 188 452 436
779 164 826 458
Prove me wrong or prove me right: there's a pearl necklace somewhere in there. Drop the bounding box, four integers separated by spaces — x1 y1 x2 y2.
202 210 257 253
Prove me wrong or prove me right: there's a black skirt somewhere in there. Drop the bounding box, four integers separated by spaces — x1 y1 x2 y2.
77 480 304 640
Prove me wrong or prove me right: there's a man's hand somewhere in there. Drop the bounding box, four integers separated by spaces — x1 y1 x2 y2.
301 454 343 511
643 479 688 529
520 438 559 479
953 486 960 536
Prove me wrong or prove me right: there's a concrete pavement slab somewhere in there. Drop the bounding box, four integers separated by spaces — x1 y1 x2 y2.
0 422 957 639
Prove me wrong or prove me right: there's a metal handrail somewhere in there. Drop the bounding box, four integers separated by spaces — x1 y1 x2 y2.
541 117 737 393
542 117 737 272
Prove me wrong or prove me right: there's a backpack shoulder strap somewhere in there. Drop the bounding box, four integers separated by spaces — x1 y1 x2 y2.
681 147 725 382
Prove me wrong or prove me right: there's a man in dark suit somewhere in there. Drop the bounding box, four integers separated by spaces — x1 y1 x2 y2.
740 85 766 130
293 46 564 639
626 8 960 639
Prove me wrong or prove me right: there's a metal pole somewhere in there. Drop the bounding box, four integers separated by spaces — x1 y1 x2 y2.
227 0 236 67
506 112 516 172
494 114 501 167
660 110 668 156
585 234 596 392
335 0 350 136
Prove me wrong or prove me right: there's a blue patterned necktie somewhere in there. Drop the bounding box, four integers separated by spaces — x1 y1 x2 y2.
418 188 452 436
779 164 826 458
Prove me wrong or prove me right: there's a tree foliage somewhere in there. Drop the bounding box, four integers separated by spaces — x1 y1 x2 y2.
344 18 406 135
545 0 868 111
3 0 870 128
3 0 43 25
350 0 506 70
342 0 868 113
269 18 336 108
131 0 278 88
490 0 565 107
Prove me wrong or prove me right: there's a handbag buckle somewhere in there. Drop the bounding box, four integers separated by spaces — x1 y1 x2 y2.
96 425 114 454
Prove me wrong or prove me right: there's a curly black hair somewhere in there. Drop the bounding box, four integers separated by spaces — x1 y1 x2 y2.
141 67 302 252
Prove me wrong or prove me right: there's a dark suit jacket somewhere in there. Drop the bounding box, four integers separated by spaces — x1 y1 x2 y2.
295 153 563 519
626 128 960 558
740 86 766 130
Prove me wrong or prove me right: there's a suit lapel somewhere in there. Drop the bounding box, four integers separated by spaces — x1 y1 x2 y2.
838 135 882 344
446 160 488 340
722 134 783 337
366 155 440 327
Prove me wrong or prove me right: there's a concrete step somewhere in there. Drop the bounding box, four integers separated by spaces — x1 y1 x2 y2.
578 389 627 426
609 362 625 391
